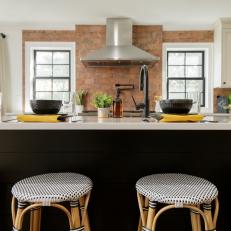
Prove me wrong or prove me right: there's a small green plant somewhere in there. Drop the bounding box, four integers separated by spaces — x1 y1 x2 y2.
92 92 113 108
75 89 87 105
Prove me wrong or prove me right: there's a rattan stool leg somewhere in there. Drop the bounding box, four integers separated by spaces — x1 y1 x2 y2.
30 207 41 231
203 204 214 231
137 193 145 231
190 210 199 231
79 192 91 231
13 201 27 231
146 201 157 230
70 201 81 229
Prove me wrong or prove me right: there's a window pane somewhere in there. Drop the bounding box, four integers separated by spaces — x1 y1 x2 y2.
36 92 52 100
53 79 69 91
186 53 202 65
168 93 185 99
168 66 184 77
36 52 52 64
168 53 184 65
36 65 52 77
36 79 52 91
53 65 69 77
169 80 185 92
186 66 202 77
186 80 203 92
53 52 69 64
53 92 69 102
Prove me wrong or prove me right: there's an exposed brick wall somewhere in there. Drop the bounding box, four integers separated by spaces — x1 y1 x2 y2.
22 27 214 111
213 88 231 112
163 31 214 43
76 25 163 110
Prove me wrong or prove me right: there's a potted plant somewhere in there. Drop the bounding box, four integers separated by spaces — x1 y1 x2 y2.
74 89 87 114
92 92 113 118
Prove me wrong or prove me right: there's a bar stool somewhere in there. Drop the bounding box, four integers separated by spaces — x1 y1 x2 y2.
11 172 93 231
136 173 219 231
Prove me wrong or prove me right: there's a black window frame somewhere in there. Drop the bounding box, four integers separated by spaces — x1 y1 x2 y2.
33 50 71 102
167 50 205 107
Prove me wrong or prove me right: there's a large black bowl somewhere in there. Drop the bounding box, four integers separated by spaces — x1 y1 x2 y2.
30 100 62 114
159 99 193 114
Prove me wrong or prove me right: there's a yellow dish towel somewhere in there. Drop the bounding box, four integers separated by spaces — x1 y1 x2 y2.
160 114 204 122
17 114 62 123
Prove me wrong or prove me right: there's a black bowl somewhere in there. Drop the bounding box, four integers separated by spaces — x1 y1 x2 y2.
159 99 193 114
30 100 62 114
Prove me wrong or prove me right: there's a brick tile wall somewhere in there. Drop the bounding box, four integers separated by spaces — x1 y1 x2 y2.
163 31 214 43
76 25 162 111
23 27 214 111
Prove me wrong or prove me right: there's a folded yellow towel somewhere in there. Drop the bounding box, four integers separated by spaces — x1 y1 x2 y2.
160 114 204 122
17 114 62 123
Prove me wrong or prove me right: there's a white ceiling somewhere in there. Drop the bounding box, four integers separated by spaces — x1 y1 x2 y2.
0 0 231 29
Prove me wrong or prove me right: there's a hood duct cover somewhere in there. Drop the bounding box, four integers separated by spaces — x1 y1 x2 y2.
80 18 160 67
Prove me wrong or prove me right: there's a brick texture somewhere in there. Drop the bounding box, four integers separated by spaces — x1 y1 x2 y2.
213 88 231 112
76 25 163 110
22 27 214 112
163 31 214 43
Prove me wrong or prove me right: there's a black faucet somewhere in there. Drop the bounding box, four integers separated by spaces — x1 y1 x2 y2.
132 65 150 118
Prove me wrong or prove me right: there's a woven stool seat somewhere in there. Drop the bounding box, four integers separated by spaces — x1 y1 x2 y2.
136 173 218 205
12 172 93 203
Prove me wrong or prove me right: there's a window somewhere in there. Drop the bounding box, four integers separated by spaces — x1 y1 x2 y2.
167 51 205 106
33 50 71 102
163 43 213 112
25 42 75 112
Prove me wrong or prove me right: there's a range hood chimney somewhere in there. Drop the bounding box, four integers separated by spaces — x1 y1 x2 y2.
80 18 160 67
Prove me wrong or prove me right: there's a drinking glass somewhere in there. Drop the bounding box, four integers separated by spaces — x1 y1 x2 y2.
61 92 75 114
186 92 201 114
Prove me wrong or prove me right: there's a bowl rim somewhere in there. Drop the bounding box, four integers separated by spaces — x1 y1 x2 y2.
160 99 193 103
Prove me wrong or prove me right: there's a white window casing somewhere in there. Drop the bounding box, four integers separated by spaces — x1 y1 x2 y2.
25 42 76 112
162 43 214 113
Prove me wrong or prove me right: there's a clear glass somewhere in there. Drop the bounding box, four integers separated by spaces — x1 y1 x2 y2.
186 92 201 113
169 80 185 92
168 66 184 78
168 93 185 99
61 92 75 114
36 79 52 91
186 53 202 65
53 79 69 91
53 65 69 77
35 92 52 100
36 65 52 77
168 53 184 65
186 80 203 92
53 52 69 64
186 66 202 78
36 52 52 64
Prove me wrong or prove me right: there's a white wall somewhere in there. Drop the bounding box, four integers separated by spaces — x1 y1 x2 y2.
0 25 22 113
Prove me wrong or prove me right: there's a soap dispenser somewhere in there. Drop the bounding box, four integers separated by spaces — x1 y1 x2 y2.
113 88 123 118
112 84 134 118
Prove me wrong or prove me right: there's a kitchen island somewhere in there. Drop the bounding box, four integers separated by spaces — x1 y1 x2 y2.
0 116 230 231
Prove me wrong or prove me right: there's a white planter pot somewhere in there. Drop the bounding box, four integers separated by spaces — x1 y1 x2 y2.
97 107 110 118
75 105 84 115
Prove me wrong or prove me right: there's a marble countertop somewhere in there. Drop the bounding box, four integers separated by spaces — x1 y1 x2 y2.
1 114 231 130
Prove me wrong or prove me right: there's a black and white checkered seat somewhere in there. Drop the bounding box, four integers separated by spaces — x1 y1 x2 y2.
136 173 218 206
12 172 93 203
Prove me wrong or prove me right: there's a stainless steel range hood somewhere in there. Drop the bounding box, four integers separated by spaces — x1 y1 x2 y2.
81 18 160 67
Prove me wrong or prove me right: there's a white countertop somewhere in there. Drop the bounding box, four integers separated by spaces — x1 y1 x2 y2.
1 115 231 130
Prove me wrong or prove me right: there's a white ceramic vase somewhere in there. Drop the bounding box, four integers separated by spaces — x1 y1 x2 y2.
97 107 110 118
75 105 84 115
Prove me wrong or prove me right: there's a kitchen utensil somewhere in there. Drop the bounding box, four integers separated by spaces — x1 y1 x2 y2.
30 100 62 114
159 99 193 114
